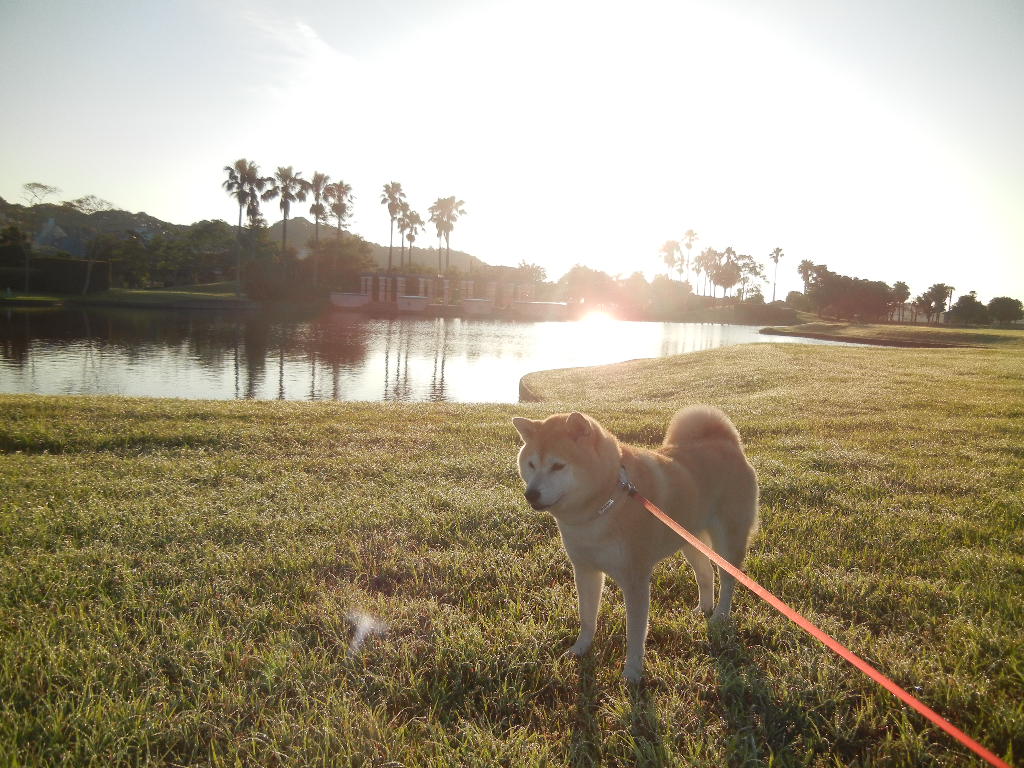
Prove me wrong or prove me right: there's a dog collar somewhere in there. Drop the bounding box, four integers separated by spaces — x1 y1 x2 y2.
596 466 638 515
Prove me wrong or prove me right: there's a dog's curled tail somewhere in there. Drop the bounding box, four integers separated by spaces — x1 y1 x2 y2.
662 405 742 448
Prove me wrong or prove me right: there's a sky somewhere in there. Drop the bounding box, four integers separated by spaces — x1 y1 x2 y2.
1 0 1022 302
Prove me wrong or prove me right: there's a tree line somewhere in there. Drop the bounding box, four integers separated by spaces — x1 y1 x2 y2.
655 226 1021 325
222 159 469 291
659 232 787 303
1 164 475 299
5 177 1022 322
791 261 1022 324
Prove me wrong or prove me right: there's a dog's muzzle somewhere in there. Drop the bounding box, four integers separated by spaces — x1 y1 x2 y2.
524 488 549 510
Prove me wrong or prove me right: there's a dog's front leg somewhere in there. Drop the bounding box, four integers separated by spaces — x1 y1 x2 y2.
621 576 652 682
567 564 603 656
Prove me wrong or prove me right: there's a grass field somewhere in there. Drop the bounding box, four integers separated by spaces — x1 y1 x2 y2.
88 282 248 306
1 283 252 309
0 294 64 306
1 329 1022 766
760 321 1024 349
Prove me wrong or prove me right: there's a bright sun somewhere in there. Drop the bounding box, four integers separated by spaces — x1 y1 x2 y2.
580 310 615 324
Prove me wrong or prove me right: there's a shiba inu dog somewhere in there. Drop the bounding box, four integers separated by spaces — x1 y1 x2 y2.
513 406 758 682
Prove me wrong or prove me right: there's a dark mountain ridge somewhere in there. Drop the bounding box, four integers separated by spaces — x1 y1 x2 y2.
0 196 183 257
1 197 488 271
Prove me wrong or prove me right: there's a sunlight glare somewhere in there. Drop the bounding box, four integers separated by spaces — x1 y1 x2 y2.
580 310 615 324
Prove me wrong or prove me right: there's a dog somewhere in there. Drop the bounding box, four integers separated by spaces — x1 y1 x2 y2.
513 406 758 682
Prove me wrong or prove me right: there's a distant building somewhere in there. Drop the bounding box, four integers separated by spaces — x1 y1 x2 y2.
330 271 563 318
891 303 915 322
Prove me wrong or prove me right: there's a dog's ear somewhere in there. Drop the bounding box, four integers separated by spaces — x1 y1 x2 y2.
566 412 592 441
512 417 539 442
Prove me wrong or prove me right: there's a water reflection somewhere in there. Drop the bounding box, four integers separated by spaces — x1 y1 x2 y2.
1 307 857 403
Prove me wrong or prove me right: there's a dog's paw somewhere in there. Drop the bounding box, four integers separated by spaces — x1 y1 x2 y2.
622 664 644 684
708 610 732 625
694 604 714 618
565 640 592 657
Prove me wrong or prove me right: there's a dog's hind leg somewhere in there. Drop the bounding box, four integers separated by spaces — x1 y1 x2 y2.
708 517 752 622
568 564 604 656
680 541 715 616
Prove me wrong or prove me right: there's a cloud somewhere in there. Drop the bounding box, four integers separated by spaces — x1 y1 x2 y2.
239 10 365 101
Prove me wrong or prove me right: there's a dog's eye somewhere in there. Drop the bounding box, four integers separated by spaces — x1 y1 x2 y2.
551 463 565 471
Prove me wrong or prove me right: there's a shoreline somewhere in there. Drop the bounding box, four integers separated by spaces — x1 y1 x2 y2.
1 288 801 324
1 295 259 312
757 326 973 348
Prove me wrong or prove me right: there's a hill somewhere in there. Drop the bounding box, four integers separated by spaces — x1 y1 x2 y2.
0 196 183 257
0 197 491 273
267 216 487 272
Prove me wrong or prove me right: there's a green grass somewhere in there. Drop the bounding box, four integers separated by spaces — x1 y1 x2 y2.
0 293 64 305
762 321 1024 349
2 339 1023 766
80 282 251 306
1 283 252 309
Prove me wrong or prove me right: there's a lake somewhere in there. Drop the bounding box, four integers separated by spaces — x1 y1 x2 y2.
0 307 857 403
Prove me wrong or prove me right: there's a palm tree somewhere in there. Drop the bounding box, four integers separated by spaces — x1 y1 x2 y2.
660 240 679 277
706 248 722 297
404 209 424 268
324 180 353 237
890 280 910 321
261 166 307 256
696 248 718 297
912 294 931 323
769 247 784 302
306 172 330 246
691 248 706 296
714 247 735 299
682 229 697 284
428 196 466 273
442 197 466 273
429 200 445 274
797 259 815 292
306 172 331 286
380 182 406 272
222 158 265 294
323 180 353 281
244 191 266 269
924 283 952 323
396 201 411 271
716 248 741 299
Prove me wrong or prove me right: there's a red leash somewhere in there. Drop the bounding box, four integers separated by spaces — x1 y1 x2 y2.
627 487 1012 768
